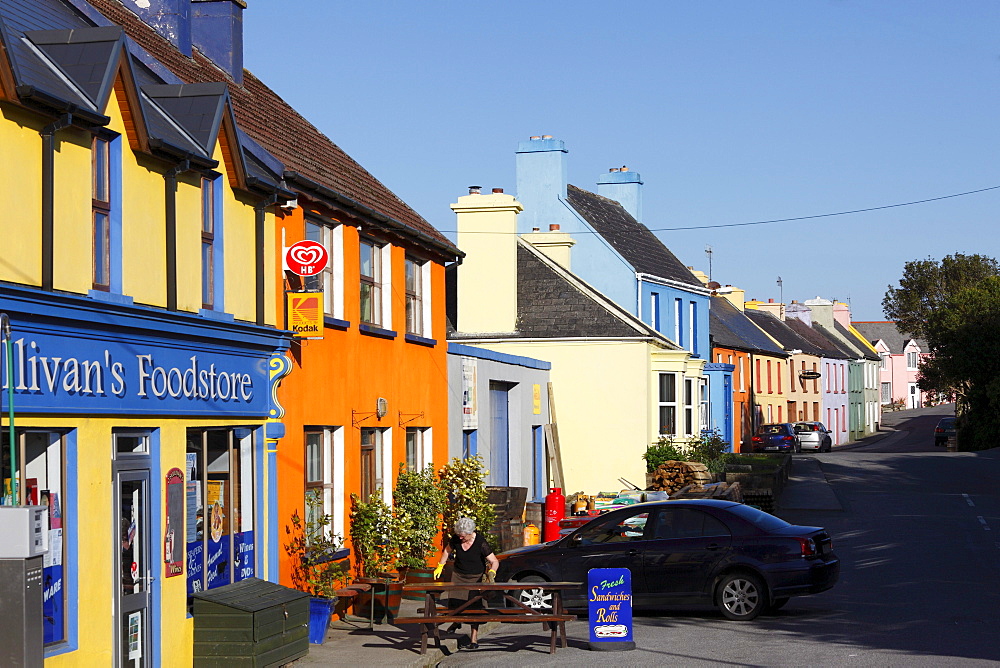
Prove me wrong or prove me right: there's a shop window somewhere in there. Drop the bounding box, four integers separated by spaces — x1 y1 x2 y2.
186 428 255 598
658 372 677 435
2 430 66 645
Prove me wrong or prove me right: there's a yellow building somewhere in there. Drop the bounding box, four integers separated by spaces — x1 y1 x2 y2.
1 15 290 666
449 189 704 493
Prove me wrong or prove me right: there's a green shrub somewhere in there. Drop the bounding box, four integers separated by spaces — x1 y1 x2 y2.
643 436 686 472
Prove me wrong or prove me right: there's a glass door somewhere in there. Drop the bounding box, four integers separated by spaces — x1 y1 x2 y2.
116 469 151 667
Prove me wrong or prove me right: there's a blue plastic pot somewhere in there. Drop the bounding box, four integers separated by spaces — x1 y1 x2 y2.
309 597 335 644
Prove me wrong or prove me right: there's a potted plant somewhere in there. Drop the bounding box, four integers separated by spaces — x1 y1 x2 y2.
349 490 404 622
284 490 350 644
437 455 496 550
393 463 446 598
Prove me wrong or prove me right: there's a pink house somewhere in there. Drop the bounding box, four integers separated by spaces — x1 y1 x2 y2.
853 321 932 408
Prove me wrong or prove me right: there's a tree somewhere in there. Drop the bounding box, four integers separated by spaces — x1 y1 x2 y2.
882 253 1000 339
884 255 1000 450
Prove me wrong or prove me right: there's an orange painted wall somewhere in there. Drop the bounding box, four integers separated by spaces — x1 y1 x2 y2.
713 346 752 452
272 202 451 583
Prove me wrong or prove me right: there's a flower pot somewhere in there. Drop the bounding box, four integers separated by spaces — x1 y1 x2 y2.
308 596 336 644
402 566 435 601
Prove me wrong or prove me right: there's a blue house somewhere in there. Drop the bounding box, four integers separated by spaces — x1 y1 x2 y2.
514 136 730 441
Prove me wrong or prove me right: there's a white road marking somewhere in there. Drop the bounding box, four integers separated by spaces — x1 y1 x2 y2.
977 516 990 531
963 493 975 507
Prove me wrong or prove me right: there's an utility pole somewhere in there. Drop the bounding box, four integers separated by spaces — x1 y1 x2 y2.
777 276 783 305
705 245 713 281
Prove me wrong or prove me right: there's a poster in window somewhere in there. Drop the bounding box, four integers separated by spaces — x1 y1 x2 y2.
462 357 478 429
164 468 183 577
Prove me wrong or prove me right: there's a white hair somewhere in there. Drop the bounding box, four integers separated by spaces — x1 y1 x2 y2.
454 517 476 535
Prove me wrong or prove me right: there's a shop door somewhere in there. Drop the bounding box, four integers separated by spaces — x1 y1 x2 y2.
115 468 152 667
489 383 510 485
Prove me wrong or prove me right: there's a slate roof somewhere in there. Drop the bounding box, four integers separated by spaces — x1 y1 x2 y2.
811 322 858 359
710 298 787 356
450 240 680 344
739 308 819 357
565 184 703 289
852 321 928 354
84 0 457 255
782 318 850 360
834 322 880 361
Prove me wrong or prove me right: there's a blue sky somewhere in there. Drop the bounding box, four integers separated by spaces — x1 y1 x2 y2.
244 1 1000 321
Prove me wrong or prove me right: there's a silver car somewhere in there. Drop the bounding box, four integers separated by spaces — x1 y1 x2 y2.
793 422 833 452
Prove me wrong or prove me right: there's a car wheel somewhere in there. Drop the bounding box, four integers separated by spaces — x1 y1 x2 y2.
517 575 553 611
767 596 790 613
716 572 767 621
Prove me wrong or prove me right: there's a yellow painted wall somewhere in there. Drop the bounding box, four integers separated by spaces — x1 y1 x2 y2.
223 190 263 323
34 415 259 668
50 126 92 294
122 155 169 308
0 103 44 285
472 339 654 493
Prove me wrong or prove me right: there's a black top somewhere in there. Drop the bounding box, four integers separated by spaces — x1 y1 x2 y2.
449 533 493 575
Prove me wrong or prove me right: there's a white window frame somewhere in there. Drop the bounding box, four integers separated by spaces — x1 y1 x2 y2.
305 220 343 319
405 427 433 472
657 372 678 436
305 426 344 536
405 256 431 337
684 378 696 437
906 351 919 369
359 238 383 326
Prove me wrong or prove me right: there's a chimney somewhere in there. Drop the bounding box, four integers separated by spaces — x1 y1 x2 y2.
803 296 834 328
785 300 812 326
522 223 576 271
689 268 709 286
126 0 192 56
515 135 569 233
833 301 852 328
191 0 246 84
756 299 785 320
597 165 643 222
451 188 523 333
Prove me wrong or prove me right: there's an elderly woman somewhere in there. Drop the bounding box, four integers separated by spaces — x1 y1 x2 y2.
433 517 499 650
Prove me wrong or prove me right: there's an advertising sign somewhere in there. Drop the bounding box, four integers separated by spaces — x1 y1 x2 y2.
588 567 636 651
287 292 323 338
164 468 183 577
461 357 478 429
284 240 329 276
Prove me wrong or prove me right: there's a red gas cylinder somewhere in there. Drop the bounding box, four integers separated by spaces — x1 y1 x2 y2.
543 487 566 542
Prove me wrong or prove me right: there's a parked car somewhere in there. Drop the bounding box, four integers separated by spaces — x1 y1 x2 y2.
934 416 957 446
794 422 833 452
496 499 839 621
751 423 801 453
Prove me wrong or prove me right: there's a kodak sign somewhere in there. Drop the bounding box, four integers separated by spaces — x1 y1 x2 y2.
287 292 323 338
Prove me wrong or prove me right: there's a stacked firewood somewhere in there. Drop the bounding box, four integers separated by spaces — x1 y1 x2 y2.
647 460 714 493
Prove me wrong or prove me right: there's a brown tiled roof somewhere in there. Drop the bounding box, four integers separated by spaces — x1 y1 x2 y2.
87 0 456 254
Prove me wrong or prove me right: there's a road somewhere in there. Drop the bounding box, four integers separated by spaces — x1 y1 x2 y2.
441 404 1000 666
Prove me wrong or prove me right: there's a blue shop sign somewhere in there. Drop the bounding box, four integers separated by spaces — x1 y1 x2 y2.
1 325 272 417
588 567 636 651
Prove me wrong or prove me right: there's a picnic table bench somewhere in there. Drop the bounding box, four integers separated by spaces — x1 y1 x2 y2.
395 581 579 655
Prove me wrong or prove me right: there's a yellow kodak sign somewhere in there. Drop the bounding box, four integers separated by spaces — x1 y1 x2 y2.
287 293 323 338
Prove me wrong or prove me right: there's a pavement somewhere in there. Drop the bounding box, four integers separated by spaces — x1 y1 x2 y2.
292 406 946 666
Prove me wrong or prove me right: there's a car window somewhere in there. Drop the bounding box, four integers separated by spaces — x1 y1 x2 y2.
763 425 784 435
939 418 956 428
725 503 791 531
577 510 650 544
652 508 732 539
793 423 811 433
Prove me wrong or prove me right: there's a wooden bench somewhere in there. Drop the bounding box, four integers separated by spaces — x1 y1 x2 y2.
399 581 581 655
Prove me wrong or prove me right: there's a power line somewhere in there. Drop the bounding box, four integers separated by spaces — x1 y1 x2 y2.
438 184 1000 235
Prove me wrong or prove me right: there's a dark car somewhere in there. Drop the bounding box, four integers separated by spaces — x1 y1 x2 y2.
934 416 957 446
496 499 839 621
751 423 801 453
794 421 833 452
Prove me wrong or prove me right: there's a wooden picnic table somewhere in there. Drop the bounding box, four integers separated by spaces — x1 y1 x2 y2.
395 581 580 655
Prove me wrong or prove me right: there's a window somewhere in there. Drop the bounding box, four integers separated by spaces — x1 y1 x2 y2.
699 378 709 432
738 357 745 392
766 360 773 394
360 239 383 326
658 373 677 435
93 136 111 290
462 430 477 459
812 363 819 393
825 363 831 392
201 177 216 309
906 351 919 369
684 378 695 436
689 301 697 355
881 382 891 403
777 361 782 394
755 359 761 390
405 427 430 472
186 428 255 596
305 219 340 317
404 256 426 336
305 427 340 531
2 430 66 644
674 298 682 346
578 510 650 545
650 292 660 331
651 508 730 540
360 428 385 500
880 353 889 369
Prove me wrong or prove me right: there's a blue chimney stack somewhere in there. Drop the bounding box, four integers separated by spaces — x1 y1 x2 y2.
127 0 192 56
192 0 246 84
515 135 569 233
597 167 643 223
